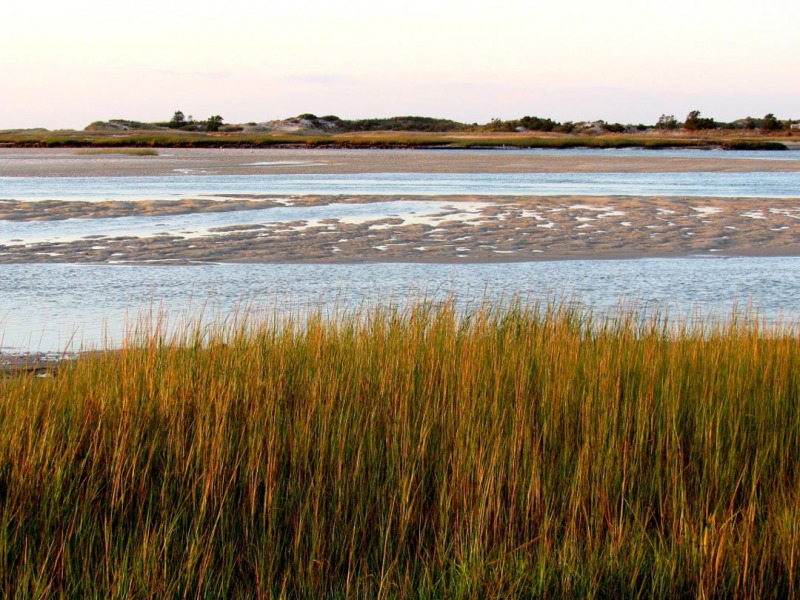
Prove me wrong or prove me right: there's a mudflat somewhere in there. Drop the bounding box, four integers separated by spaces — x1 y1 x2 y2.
2 147 800 177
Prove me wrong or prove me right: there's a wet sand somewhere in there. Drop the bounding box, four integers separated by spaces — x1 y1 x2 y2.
2 195 799 264
2 148 800 263
2 147 800 177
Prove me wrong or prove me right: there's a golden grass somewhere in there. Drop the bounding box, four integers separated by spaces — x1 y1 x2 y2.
0 128 792 150
74 148 159 156
1 299 799 597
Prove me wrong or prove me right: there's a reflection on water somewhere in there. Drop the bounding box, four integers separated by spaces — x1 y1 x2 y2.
3 171 800 201
2 257 799 352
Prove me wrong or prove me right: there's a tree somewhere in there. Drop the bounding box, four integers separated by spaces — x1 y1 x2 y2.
656 114 677 130
684 110 716 131
760 113 782 133
684 110 701 130
205 115 224 132
169 110 186 129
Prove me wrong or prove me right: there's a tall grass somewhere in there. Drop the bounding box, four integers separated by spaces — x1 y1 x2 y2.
74 148 159 156
0 130 789 150
1 300 799 597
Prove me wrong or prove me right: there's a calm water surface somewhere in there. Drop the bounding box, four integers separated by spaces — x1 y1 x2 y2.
3 151 800 352
3 171 800 200
489 148 800 161
2 257 798 352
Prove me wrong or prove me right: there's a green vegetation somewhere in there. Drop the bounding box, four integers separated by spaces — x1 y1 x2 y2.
1 300 800 597
205 114 224 132
168 110 188 129
2 108 795 150
338 115 470 132
0 128 789 151
761 113 783 133
4 109 796 147
683 110 718 131
74 148 159 156
84 119 164 131
290 114 470 132
161 110 225 132
656 114 678 130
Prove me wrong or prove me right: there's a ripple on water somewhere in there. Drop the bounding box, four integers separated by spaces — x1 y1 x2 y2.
1 257 799 352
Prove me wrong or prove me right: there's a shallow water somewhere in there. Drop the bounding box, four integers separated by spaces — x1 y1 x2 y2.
0 200 484 245
2 257 798 352
3 171 800 201
479 147 800 161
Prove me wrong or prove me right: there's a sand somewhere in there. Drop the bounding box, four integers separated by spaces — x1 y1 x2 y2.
2 147 800 177
1 195 799 264
1 148 799 263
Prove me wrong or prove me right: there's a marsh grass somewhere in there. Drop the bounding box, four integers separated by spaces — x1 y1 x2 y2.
1 299 799 597
74 148 159 156
0 129 789 150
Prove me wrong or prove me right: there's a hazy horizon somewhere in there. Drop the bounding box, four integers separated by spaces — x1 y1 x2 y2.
3 0 799 130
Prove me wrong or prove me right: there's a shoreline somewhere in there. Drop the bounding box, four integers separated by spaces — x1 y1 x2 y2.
0 128 795 153
3 245 800 266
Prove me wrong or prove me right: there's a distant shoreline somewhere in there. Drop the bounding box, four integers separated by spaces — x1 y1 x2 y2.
0 129 793 151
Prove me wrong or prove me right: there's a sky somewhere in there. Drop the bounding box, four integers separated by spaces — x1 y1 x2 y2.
2 0 799 129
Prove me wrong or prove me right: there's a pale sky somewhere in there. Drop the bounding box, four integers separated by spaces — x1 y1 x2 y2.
2 0 799 129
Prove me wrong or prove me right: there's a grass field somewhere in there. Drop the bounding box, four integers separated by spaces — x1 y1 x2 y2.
1 300 799 597
0 128 792 150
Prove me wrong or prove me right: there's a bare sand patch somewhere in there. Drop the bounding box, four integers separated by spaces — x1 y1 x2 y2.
2 148 800 177
0 197 288 221
3 195 800 264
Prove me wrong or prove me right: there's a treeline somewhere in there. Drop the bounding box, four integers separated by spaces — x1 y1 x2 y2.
162 111 227 132
291 114 471 132
87 112 233 133
281 111 797 134
85 110 797 135
292 113 615 134
483 115 586 133
656 111 791 132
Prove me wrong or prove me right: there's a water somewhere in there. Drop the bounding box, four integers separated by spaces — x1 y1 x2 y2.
3 152 800 352
469 147 800 161
0 200 484 245
2 257 798 352
3 171 800 200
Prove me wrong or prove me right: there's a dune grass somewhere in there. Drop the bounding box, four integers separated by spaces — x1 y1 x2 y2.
1 299 799 597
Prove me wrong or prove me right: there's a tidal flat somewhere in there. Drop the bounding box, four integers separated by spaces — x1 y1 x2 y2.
1 148 800 264
3 146 800 177
1 194 800 264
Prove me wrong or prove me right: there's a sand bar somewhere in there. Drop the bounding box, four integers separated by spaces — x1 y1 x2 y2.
3 148 800 177
2 195 799 264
